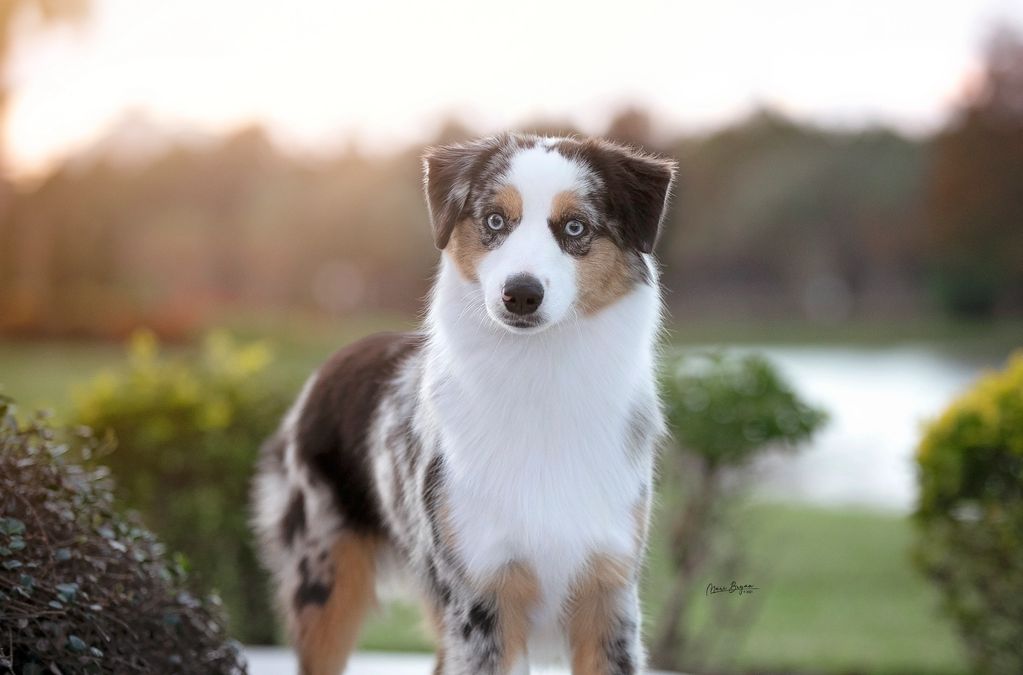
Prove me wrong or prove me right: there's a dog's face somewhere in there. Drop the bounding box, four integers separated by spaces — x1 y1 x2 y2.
423 134 675 334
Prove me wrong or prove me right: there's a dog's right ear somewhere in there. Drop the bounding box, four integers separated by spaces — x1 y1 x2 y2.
422 136 504 249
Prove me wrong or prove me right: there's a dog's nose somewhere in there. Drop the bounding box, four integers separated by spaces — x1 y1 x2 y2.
502 274 544 316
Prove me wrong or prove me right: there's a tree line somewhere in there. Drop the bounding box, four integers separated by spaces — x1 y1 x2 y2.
1 29 1020 339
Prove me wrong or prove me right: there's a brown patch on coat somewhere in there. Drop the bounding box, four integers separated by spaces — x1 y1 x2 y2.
565 554 633 675
576 238 636 315
493 184 523 222
487 562 541 670
447 218 487 282
551 189 583 222
292 535 378 675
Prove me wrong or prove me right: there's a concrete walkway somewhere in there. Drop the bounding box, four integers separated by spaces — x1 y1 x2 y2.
245 648 433 675
244 647 680 674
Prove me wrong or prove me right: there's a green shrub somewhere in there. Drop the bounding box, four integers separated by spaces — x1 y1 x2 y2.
914 351 1023 675
664 351 827 467
651 351 827 671
0 397 245 674
72 330 288 644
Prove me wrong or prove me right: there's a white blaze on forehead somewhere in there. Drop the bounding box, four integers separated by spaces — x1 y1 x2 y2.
473 143 589 329
503 144 590 222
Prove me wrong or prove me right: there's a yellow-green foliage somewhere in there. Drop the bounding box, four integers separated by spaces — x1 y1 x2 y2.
72 330 286 644
917 351 1023 515
914 351 1023 675
75 329 273 437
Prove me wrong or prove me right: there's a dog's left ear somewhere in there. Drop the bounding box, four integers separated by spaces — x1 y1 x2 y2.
580 140 677 255
422 136 506 249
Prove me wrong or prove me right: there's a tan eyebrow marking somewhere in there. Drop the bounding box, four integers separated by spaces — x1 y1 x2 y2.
551 190 584 222
493 184 523 221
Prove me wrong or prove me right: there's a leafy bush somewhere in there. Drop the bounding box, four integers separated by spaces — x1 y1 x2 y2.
651 351 827 671
72 330 288 644
0 397 246 674
915 351 1023 675
664 351 827 467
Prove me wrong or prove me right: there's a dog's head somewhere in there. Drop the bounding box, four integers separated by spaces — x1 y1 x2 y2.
423 134 676 334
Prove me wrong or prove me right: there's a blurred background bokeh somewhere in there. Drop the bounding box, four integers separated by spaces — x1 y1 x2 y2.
1 1 1022 673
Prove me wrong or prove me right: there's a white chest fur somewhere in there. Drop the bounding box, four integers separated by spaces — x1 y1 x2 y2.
422 259 662 629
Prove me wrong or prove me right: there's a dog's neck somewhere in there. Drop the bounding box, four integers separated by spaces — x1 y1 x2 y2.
422 256 662 413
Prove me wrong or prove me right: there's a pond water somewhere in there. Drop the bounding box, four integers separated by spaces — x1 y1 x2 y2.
693 346 998 513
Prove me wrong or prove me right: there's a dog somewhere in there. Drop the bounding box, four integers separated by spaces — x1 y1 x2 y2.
252 132 675 675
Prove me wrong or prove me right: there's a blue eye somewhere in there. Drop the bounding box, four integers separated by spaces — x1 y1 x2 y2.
565 219 586 237
486 213 505 231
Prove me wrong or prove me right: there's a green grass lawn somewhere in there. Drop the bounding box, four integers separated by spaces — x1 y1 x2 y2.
658 503 968 675
356 502 968 674
0 340 126 415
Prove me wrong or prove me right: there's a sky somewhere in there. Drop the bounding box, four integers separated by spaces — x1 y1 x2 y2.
5 0 1023 179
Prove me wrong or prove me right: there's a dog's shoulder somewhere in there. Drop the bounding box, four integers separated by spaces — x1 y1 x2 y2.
318 331 423 389
291 331 423 534
300 330 423 440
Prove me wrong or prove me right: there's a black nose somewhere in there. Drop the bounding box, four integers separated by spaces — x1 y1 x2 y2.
502 274 544 315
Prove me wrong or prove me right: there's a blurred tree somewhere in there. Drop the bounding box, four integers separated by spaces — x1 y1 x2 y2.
431 118 475 146
924 24 1023 318
0 104 940 338
650 352 826 672
664 109 926 320
606 106 655 149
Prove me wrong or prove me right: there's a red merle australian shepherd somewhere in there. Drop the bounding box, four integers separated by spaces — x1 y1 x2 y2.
253 133 676 675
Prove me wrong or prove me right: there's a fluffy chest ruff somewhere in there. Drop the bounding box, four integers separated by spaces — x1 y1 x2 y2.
252 132 675 675
421 260 661 623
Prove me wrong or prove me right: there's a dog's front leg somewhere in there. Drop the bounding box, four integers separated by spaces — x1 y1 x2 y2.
565 555 643 675
435 562 538 675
